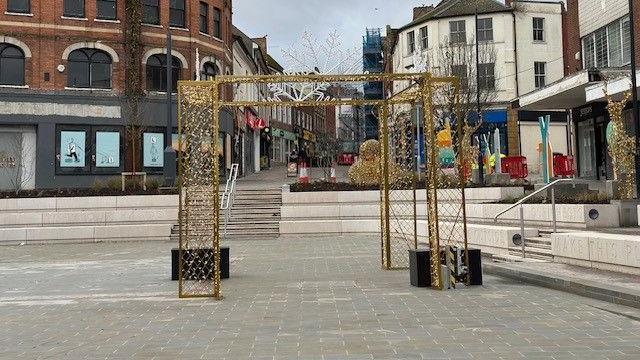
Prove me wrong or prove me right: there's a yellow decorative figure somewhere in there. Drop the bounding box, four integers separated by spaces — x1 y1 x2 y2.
349 140 382 185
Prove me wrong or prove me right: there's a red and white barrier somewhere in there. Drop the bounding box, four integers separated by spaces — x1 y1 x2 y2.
330 162 337 183
298 162 309 184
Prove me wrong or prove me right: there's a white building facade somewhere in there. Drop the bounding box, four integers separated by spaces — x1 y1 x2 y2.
389 0 566 167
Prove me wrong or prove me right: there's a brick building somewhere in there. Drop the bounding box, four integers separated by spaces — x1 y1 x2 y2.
0 0 233 190
517 0 639 180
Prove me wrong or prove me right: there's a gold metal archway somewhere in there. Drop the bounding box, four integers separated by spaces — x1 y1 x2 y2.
177 72 467 298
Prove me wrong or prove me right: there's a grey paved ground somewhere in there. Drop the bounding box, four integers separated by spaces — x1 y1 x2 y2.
1 236 639 360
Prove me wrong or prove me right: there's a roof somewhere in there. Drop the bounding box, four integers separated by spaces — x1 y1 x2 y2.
232 25 269 73
400 0 510 31
265 54 284 73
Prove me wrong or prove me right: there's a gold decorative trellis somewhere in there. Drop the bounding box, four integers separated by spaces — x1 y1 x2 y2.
177 72 467 298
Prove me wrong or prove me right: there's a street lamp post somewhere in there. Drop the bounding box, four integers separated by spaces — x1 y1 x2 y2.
163 29 177 187
475 7 484 185
629 0 640 197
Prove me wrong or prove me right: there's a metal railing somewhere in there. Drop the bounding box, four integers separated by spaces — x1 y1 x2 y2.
493 178 577 258
221 164 239 239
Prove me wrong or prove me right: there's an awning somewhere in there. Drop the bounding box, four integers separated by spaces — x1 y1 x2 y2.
517 70 596 111
517 69 632 111
585 69 640 102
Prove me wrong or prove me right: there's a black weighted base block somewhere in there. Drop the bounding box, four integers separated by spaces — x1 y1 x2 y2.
467 249 483 286
408 249 431 287
171 247 229 281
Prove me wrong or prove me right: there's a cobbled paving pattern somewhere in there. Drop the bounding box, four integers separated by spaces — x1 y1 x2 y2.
0 236 639 359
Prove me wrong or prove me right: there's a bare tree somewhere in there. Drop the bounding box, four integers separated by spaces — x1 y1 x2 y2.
315 128 341 179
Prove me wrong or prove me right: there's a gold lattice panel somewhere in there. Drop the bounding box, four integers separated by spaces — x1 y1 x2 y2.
178 83 222 299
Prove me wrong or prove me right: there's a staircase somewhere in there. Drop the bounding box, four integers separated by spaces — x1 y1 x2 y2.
171 187 282 241
494 229 554 262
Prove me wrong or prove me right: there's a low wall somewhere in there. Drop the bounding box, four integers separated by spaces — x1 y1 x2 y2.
553 232 640 275
0 195 179 245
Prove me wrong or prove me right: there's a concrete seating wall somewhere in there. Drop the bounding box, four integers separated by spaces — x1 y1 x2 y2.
0 195 179 245
553 232 640 275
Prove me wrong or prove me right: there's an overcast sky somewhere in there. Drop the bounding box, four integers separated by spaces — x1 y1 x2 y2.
233 0 440 67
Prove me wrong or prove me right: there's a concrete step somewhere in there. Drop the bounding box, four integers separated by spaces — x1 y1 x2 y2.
491 254 548 263
509 247 553 261
524 237 552 250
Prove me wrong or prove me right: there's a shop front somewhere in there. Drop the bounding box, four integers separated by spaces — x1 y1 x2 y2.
271 128 297 164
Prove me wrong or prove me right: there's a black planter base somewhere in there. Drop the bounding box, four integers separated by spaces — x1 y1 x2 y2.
171 247 230 281
408 248 483 287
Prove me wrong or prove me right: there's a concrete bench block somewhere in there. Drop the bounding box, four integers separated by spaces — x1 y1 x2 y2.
280 220 341 234
56 196 117 210
26 226 95 242
42 211 106 226
0 228 27 245
0 212 43 227
115 195 178 209
0 198 56 212
104 209 177 223
341 219 380 233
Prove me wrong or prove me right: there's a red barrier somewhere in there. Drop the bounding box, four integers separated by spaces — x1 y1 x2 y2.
553 155 575 177
501 156 528 179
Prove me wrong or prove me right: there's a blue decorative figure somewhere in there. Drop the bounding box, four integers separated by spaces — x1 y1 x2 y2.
538 115 551 184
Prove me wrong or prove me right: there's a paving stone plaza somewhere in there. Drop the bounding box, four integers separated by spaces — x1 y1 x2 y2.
1 236 639 359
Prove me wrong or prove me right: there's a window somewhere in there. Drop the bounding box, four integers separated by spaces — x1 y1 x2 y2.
594 27 608 68
450 20 466 44
534 61 546 89
143 0 159 24
169 0 185 28
7 0 30 13
213 7 221 38
97 0 116 20
583 35 595 68
201 62 218 80
64 0 85 18
582 16 632 69
478 63 495 90
407 31 415 54
0 44 25 86
477 18 493 42
533 17 545 42
146 54 181 92
67 49 112 89
451 64 468 88
419 26 428 50
199 2 209 34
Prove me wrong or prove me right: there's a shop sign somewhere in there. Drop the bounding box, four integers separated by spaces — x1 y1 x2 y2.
272 128 297 141
302 130 316 142
245 111 267 130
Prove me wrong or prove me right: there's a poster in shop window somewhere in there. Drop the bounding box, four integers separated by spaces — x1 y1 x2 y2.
143 132 164 167
95 131 120 168
59 131 86 168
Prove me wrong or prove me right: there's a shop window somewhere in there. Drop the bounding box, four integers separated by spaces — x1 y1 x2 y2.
143 0 159 24
7 0 30 13
97 0 117 20
64 0 85 18
169 0 185 28
142 132 164 168
0 44 25 86
67 48 112 89
56 126 124 175
145 54 181 92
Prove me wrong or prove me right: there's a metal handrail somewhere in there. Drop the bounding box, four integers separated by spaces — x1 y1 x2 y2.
493 178 577 258
221 164 239 239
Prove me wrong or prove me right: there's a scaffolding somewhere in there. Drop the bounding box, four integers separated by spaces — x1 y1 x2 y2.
363 28 384 139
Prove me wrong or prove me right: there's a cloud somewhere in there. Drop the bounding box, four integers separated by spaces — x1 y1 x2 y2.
233 0 437 67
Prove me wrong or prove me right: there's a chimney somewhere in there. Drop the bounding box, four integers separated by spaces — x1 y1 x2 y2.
505 0 513 7
413 6 433 20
